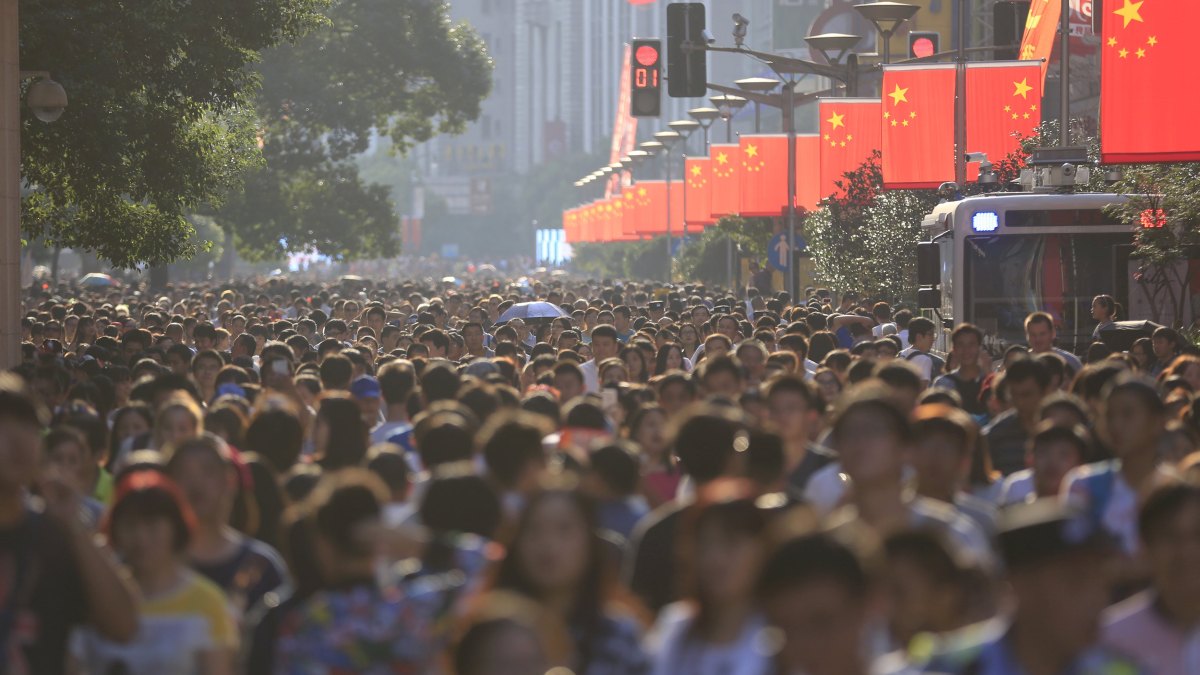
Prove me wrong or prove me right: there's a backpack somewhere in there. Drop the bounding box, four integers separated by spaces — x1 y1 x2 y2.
904 348 945 378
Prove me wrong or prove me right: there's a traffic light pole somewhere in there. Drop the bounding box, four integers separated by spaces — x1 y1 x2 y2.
785 80 798 302
953 0 968 186
665 152 673 283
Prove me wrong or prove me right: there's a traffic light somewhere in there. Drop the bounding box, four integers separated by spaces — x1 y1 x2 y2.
907 31 940 59
666 3 707 98
631 39 662 117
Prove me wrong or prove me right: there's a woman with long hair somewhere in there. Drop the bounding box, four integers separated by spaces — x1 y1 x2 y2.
627 404 677 507
313 394 370 470
491 485 648 674
654 343 688 376
646 480 774 675
621 345 651 383
678 324 701 361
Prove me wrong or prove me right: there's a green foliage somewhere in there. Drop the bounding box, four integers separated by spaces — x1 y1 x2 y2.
805 153 939 300
1107 163 1200 325
20 0 327 267
676 215 773 285
213 0 493 261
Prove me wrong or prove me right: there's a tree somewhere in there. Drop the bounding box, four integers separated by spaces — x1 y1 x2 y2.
1107 163 1200 326
213 0 492 262
677 215 774 285
20 0 327 267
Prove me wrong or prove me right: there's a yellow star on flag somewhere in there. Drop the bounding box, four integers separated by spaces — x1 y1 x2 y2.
1119 48 1129 58
1113 0 1143 28
1023 112 1030 119
883 111 891 119
847 134 853 141
1147 36 1157 46
1107 37 1118 47
839 141 846 147
830 141 837 147
1136 48 1146 58
888 84 909 106
716 152 728 165
690 165 701 176
890 120 898 127
1027 14 1041 29
745 145 759 158
910 111 917 119
1031 104 1038 111
1004 105 1012 112
638 187 647 197
1013 78 1033 99
826 111 845 129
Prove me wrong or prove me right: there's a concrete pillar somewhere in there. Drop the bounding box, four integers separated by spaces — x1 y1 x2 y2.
0 0 20 370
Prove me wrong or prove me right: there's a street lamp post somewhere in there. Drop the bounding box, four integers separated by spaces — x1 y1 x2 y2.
653 131 681 281
1 0 67 368
736 77 782 133
853 1 920 64
709 94 746 143
688 106 721 153
668 120 699 249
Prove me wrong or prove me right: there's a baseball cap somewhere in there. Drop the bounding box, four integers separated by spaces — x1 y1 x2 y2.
998 499 1115 569
349 375 381 399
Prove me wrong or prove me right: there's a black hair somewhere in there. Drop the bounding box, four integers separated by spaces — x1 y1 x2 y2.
672 406 746 484
589 442 641 496
1005 357 1051 390
757 532 870 600
480 412 548 489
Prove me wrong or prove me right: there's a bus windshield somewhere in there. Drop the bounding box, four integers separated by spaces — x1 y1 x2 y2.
963 233 1133 354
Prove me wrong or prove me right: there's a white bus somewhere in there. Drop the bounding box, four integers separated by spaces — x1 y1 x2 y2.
916 191 1199 355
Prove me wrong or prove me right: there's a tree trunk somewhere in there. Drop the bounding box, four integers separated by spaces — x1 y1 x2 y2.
218 226 236 281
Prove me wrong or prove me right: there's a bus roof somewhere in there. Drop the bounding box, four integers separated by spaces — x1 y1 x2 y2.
921 192 1131 235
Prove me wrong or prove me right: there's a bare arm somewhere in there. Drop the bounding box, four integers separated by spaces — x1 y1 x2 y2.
41 472 139 643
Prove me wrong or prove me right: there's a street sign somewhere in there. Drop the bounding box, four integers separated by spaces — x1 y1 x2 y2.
768 232 806 272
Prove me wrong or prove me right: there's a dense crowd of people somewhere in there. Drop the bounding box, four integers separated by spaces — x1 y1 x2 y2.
4 275 1200 675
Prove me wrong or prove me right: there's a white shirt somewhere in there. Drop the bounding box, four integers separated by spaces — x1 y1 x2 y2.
580 359 600 393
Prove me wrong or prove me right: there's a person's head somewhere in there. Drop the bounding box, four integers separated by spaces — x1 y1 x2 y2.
1091 294 1117 322
699 354 745 400
244 408 304 474
1004 358 1051 420
1103 376 1166 459
165 433 237 527
589 324 619 362
684 480 772 615
1024 312 1057 353
414 413 475 469
419 464 502 540
106 470 195 577
655 371 697 417
420 328 450 357
764 374 820 445
653 343 684 377
463 322 486 352
703 333 732 361
949 323 982 367
998 500 1116 655
1130 336 1155 371
314 394 370 470
735 340 768 382
1152 327 1182 361
832 386 912 487
758 528 876 675
910 405 976 501
1028 422 1089 498
1166 355 1200 393
42 425 92 494
349 375 383 426
307 469 387 584
493 485 610 613
480 412 550 494
454 608 551 675
153 395 204 451
552 361 585 404
882 529 975 647
907 317 936 352
671 404 746 486
1138 481 1200 624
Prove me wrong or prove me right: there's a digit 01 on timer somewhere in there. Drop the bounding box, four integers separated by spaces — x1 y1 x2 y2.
631 39 661 117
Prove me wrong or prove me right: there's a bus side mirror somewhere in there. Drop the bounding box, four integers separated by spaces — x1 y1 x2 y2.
918 287 941 309
917 242 940 287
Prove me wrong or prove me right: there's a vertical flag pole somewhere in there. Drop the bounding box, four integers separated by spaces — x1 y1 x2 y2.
954 0 968 186
1058 0 1069 145
785 80 798 301
665 151 672 282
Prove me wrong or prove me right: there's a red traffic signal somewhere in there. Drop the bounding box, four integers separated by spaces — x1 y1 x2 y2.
631 39 662 117
908 31 939 59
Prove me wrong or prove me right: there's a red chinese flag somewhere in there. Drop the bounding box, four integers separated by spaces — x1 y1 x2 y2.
708 144 740 219
1101 1 1200 163
739 135 790 217
1018 0 1061 80
635 181 667 235
603 198 620 242
621 190 638 237
669 181 684 236
582 202 597 242
818 98 882 200
684 157 714 228
795 134 820 211
564 207 578 243
881 64 956 189
966 62 1042 171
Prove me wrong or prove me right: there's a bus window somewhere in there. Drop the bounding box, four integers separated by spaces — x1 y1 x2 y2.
964 233 1132 353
